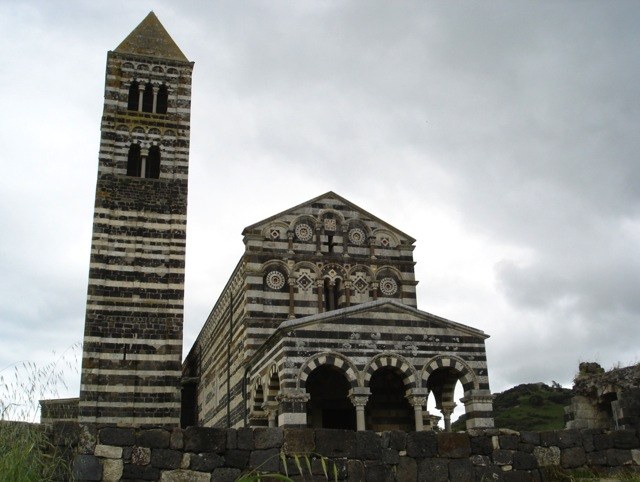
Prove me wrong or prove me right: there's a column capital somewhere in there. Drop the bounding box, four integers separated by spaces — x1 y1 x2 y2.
278 388 310 403
348 387 371 408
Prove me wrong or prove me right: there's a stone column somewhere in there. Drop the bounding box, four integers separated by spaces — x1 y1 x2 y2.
152 85 158 113
440 402 456 433
277 389 310 428
316 279 324 313
137 83 145 112
460 390 495 429
371 282 379 301
288 276 296 318
262 401 279 428
344 281 352 308
287 231 294 253
349 387 371 431
140 147 149 178
315 226 322 255
406 388 429 431
368 236 376 259
342 225 349 257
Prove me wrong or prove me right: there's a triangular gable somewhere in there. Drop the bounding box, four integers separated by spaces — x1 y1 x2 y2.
115 12 189 62
241 191 416 243
277 299 488 339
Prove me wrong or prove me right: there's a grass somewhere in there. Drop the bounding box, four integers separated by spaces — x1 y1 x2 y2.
0 344 79 481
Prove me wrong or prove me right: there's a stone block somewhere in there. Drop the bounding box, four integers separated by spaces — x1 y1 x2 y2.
122 463 160 480
561 447 586 468
606 448 633 466
78 424 98 455
381 447 400 465
102 458 123 482
513 451 537 470
356 430 382 460
594 432 614 451
348 459 365 480
417 458 449 482
237 427 254 450
99 427 135 446
396 456 416 481
385 430 407 451
52 421 80 447
131 446 151 465
94 444 123 459
499 434 520 450
438 432 471 458
503 470 541 481
315 429 356 458
533 446 560 467
470 454 490 466
449 458 474 482
284 428 315 453
475 466 502 481
539 431 559 447
212 467 241 482
225 449 250 469
159 469 211 482
249 447 280 472
586 450 607 466
406 431 437 458
493 449 514 465
254 427 284 449
226 428 237 449
364 460 393 482
558 429 581 448
190 452 224 471
470 434 493 455
632 449 640 465
184 427 226 453
170 428 184 450
613 430 639 449
72 454 102 481
150 448 182 469
520 431 540 445
137 428 171 448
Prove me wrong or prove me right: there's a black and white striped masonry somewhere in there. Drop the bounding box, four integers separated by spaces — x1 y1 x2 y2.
79 12 194 426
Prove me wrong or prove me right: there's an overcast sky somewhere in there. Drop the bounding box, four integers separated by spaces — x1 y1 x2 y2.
1 1 639 415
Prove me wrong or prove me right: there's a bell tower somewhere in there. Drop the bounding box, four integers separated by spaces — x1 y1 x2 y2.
79 12 193 426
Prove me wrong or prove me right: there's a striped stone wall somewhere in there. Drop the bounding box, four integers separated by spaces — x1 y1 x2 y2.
80 42 194 426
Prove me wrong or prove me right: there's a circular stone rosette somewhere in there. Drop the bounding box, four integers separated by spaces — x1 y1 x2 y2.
348 228 366 245
266 271 286 290
379 277 398 296
295 223 313 242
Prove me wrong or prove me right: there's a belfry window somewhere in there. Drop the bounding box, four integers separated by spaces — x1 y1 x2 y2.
127 81 139 111
146 146 161 179
142 83 154 113
323 278 341 311
156 84 168 114
126 144 142 177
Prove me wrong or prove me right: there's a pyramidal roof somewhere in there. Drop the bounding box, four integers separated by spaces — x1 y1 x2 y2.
114 12 189 62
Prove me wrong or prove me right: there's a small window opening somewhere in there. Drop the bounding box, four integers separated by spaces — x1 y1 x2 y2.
156 84 168 114
146 146 161 179
127 81 139 111
323 278 341 311
126 144 141 177
142 83 154 113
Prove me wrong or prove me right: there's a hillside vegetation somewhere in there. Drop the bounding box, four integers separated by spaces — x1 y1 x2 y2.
453 382 573 432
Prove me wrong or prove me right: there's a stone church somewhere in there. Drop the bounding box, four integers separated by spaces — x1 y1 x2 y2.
43 13 495 432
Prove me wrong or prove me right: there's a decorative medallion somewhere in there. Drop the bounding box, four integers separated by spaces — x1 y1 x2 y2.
348 228 366 245
295 223 313 242
379 236 390 247
379 277 398 296
324 218 337 232
353 276 368 293
266 271 286 290
269 228 280 240
297 273 313 291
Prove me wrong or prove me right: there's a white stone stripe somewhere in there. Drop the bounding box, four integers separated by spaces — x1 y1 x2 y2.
81 384 177 393
94 208 187 221
86 295 183 306
85 304 184 315
92 219 186 231
83 336 182 345
89 263 185 274
79 416 178 424
82 352 179 362
82 368 182 377
79 401 180 408
88 279 183 289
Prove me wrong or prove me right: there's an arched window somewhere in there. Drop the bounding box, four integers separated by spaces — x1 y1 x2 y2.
323 278 341 311
146 146 161 179
156 84 168 114
142 83 154 113
127 80 139 111
126 144 141 177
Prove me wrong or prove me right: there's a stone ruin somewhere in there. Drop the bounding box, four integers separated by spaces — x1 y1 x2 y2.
565 362 640 430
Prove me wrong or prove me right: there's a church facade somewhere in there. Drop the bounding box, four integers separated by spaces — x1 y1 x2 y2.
65 13 495 431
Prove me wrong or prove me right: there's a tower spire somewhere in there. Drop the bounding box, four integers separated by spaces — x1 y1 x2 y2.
115 11 188 61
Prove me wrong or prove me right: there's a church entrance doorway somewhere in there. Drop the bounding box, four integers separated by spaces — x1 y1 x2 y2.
305 365 355 430
366 367 413 431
